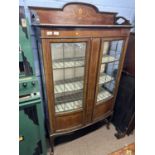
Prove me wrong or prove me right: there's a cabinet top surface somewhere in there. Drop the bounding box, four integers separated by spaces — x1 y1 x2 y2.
29 2 132 28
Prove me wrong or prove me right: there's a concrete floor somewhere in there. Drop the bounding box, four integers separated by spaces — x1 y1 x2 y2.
48 124 135 155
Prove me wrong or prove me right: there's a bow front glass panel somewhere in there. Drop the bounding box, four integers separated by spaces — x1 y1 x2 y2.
96 40 124 104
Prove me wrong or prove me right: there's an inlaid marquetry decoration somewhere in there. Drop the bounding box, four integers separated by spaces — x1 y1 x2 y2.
30 2 118 25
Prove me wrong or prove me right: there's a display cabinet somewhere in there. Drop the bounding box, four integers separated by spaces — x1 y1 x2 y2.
29 2 132 145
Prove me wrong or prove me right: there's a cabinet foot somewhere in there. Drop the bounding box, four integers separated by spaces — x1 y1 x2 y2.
49 136 54 155
114 131 126 139
50 152 54 155
105 115 113 130
105 119 110 130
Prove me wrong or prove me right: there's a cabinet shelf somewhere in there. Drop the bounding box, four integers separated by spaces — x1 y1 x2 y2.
99 73 114 85
102 55 118 64
55 100 82 113
53 56 118 69
55 91 83 104
54 74 113 94
97 88 113 103
55 77 83 85
55 89 83 113
53 57 85 69
54 81 83 94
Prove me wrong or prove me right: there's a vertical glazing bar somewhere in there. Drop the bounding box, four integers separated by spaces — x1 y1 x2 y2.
63 43 65 104
74 43 76 94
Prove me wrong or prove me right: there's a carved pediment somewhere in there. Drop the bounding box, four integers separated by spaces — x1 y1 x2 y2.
29 2 131 27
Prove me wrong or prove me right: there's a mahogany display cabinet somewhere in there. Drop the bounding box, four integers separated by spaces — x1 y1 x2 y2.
29 2 132 149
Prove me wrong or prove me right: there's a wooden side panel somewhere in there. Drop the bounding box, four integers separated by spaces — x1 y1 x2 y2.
123 32 135 76
93 98 114 121
55 111 83 132
41 38 56 133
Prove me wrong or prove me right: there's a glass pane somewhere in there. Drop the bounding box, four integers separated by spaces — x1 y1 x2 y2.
96 40 124 104
51 42 86 114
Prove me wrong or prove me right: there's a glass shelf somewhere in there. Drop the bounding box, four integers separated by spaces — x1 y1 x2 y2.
97 88 113 103
55 91 83 103
55 100 82 113
54 81 83 94
54 73 113 94
53 55 118 69
99 73 114 85
102 55 118 64
53 57 85 69
53 55 118 70
55 91 83 113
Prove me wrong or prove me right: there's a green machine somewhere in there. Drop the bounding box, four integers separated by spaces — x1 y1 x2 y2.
19 6 46 155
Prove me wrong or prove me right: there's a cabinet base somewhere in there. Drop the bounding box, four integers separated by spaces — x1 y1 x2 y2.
49 113 113 153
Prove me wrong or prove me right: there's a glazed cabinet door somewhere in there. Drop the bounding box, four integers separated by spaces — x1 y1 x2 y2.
93 38 125 121
42 38 90 132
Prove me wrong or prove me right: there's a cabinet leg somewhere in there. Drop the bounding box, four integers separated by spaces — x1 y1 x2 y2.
105 119 110 130
49 136 54 155
50 152 54 155
105 115 113 130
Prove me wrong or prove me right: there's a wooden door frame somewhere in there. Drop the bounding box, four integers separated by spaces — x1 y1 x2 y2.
92 36 129 119
41 37 91 133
